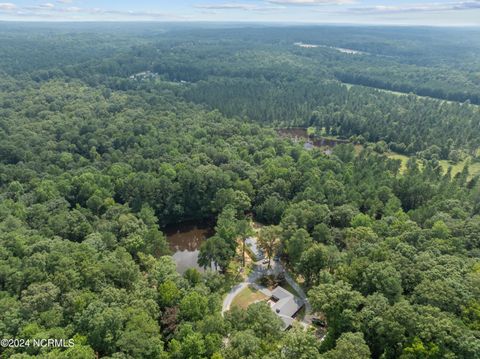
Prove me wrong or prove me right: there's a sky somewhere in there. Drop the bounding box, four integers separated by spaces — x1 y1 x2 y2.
0 0 480 25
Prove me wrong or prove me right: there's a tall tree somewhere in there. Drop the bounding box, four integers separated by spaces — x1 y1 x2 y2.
258 225 282 268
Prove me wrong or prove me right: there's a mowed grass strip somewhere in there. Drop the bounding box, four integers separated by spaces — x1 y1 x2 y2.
231 286 268 309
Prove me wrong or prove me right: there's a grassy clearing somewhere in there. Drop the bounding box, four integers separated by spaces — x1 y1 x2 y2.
386 152 413 173
231 286 267 309
439 159 480 179
386 152 480 179
354 144 363 155
343 82 479 107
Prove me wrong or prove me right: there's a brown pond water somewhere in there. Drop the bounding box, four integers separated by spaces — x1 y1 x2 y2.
163 221 215 274
277 128 349 148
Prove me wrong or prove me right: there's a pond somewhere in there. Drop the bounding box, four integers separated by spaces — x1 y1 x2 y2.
163 221 215 274
277 128 349 149
294 43 367 55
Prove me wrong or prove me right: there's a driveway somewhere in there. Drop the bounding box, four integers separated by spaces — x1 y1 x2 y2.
221 261 264 314
222 258 313 326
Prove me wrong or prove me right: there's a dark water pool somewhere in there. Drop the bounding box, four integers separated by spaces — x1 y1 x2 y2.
163 221 214 274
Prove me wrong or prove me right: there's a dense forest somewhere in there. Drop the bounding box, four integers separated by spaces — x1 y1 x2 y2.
0 23 479 358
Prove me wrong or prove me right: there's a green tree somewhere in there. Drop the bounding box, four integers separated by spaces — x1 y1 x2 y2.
361 262 403 303
282 201 331 232
258 225 281 268
158 280 181 309
297 243 329 287
212 188 251 214
321 332 371 359
281 326 320 359
198 235 234 272
285 229 312 265
179 292 209 322
309 281 364 345
116 310 165 359
224 330 261 359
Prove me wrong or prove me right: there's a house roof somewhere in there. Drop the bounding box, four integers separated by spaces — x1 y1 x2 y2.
270 286 304 329
272 286 294 301
245 237 263 259
304 142 314 150
277 314 295 329
272 295 304 318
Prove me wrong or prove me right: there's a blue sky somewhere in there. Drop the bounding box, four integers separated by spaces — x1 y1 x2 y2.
0 0 479 25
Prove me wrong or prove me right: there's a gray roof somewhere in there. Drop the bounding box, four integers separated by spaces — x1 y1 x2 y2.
304 142 314 151
272 295 304 318
277 314 295 329
245 237 263 259
272 286 294 301
270 286 304 329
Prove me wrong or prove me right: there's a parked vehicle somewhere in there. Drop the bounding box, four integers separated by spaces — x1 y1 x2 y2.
312 318 327 327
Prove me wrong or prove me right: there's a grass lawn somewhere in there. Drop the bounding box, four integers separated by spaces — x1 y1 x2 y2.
344 82 480 108
386 152 414 173
438 159 480 180
231 286 268 309
354 144 364 155
386 152 480 179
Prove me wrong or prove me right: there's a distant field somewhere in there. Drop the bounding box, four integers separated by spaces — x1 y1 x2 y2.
439 159 480 179
343 82 480 107
344 83 411 98
343 82 410 97
386 152 480 179
386 152 411 173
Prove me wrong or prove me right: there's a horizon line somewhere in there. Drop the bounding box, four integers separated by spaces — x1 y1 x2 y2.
0 20 479 28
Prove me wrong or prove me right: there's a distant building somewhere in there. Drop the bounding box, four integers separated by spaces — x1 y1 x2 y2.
304 141 314 151
129 71 158 80
294 42 319 49
269 286 304 330
245 237 264 260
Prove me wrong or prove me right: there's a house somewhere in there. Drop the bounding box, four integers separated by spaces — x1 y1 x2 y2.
303 141 314 151
269 286 304 330
129 71 158 80
245 237 264 260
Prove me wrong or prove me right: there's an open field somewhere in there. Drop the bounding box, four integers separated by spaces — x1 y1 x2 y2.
439 159 480 179
386 152 413 173
343 82 480 107
386 152 480 179
231 286 268 309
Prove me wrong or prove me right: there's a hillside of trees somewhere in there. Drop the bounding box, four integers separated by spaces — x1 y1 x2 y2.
0 23 479 358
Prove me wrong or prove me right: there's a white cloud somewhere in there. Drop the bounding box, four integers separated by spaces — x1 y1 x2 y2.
1 0 479 23
196 3 284 11
351 1 480 13
64 6 81 12
267 0 355 5
0 2 16 10
447 0 480 10
0 3 182 20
